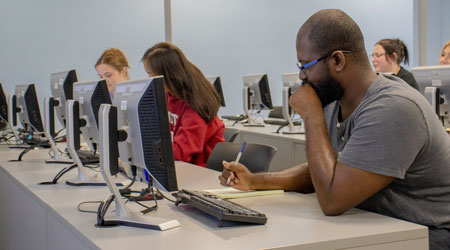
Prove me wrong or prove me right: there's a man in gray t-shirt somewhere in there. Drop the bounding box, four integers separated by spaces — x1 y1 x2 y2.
218 9 450 249
324 74 450 245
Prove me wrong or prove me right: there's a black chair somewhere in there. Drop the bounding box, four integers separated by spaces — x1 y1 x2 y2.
268 106 283 119
223 128 239 142
206 142 277 173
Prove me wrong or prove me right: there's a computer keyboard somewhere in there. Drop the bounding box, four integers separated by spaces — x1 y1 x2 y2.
264 118 302 126
76 149 99 164
221 114 247 121
174 189 267 226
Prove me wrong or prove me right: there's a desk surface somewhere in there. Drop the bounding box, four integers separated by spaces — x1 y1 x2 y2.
0 145 427 250
223 119 306 143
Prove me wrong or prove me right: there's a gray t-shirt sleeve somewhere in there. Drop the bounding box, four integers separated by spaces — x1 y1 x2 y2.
338 94 428 179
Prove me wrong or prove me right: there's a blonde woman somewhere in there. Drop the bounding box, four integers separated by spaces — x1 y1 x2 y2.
439 41 450 65
95 48 129 97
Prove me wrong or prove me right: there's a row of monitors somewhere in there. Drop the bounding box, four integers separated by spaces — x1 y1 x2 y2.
2 65 450 135
1 65 450 184
0 75 177 193
240 66 450 126
3 76 181 229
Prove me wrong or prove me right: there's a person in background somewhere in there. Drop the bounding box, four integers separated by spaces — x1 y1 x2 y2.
439 41 450 65
95 48 130 97
371 39 419 90
220 9 450 250
141 42 225 167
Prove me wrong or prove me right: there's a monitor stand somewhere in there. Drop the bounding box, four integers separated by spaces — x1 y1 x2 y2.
7 94 24 146
97 104 180 231
281 87 304 134
43 97 72 164
65 100 105 186
243 86 265 127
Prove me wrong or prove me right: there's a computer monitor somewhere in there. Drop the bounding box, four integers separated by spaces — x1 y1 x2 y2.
50 69 77 127
43 70 77 163
207 76 226 107
114 77 177 192
64 80 111 186
73 79 111 149
411 65 450 128
0 83 8 123
97 76 180 230
15 84 44 133
281 73 303 134
242 74 273 126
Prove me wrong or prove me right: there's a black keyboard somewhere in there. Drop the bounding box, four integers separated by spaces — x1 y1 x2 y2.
174 189 267 227
264 119 302 126
221 114 247 121
76 149 99 164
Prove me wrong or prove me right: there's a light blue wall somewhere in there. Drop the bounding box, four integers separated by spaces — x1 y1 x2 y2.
2 0 446 117
439 0 450 62
426 0 443 65
0 0 165 104
172 0 414 115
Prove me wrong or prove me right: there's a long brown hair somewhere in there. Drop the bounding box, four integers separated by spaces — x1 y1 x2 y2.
141 42 220 123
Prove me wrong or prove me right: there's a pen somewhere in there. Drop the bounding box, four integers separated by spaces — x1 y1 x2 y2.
226 141 246 187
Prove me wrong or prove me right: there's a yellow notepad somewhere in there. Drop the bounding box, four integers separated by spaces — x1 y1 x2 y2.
203 188 284 199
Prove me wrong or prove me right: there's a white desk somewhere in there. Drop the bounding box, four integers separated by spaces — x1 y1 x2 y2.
0 146 428 250
224 120 307 171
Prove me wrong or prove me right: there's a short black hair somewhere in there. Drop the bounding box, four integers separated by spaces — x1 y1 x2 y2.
298 9 368 64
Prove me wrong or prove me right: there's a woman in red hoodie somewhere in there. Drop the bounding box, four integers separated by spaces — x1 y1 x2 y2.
141 42 225 167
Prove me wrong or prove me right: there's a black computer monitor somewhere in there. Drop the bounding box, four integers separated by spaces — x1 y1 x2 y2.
412 65 450 128
207 76 226 107
50 69 77 127
64 80 112 186
0 83 8 122
73 79 111 149
15 84 44 133
97 76 180 230
242 74 273 126
113 77 177 192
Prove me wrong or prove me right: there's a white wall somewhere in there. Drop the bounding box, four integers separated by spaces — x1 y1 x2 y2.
171 0 414 115
0 0 165 103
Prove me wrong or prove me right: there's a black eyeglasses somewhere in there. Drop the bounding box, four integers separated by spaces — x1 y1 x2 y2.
297 50 351 74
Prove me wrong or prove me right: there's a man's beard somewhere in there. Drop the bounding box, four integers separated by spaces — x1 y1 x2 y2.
304 69 343 107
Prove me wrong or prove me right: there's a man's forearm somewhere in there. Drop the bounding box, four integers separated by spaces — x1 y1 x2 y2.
303 112 338 200
250 163 314 192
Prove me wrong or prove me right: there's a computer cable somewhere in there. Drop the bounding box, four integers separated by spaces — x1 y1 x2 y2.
135 185 159 215
120 180 160 214
82 163 101 171
38 164 77 185
275 123 288 133
77 201 102 213
157 188 178 203
96 194 118 227
8 138 50 162
54 128 64 138
120 165 137 191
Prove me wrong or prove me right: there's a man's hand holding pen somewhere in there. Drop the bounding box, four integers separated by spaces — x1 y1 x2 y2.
219 161 253 191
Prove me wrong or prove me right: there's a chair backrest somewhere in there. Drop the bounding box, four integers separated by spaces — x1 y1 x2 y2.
268 106 283 119
205 142 277 173
223 128 239 142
